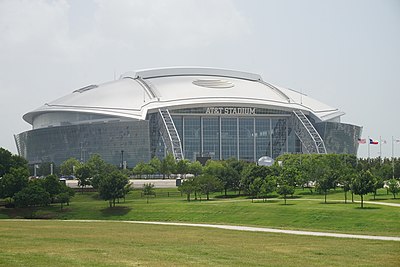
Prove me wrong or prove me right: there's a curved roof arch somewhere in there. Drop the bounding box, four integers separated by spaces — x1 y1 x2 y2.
23 67 344 127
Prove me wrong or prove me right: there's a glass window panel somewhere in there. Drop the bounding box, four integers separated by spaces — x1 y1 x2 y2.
239 118 254 161
255 118 271 159
183 117 201 161
202 117 220 160
271 118 287 158
221 118 237 160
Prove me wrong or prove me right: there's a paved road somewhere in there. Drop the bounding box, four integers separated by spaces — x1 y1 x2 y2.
66 179 178 189
6 219 399 242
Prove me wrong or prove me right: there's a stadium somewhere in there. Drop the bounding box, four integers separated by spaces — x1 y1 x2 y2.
15 67 362 167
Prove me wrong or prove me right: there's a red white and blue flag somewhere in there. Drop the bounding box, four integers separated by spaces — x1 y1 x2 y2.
357 138 366 144
369 138 379 145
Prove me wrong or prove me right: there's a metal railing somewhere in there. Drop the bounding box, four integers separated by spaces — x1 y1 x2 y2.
158 108 184 160
292 110 327 154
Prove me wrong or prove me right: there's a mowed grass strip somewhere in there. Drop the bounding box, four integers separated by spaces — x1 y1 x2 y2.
0 220 399 267
1 188 399 237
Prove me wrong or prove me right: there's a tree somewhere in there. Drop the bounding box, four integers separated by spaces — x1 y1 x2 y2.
188 161 203 177
198 174 222 200
314 165 334 204
0 167 29 198
142 183 155 203
42 174 63 202
341 170 356 204
371 174 384 200
262 175 276 200
277 184 295 205
248 177 263 202
178 179 195 202
75 165 92 193
14 184 51 217
122 182 132 202
98 171 129 207
86 154 116 189
160 153 176 179
241 164 273 195
0 148 28 177
149 157 161 174
280 166 299 187
387 179 400 199
226 159 246 195
204 160 232 196
60 157 81 176
351 170 375 208
176 159 190 178
55 192 71 210
133 162 147 178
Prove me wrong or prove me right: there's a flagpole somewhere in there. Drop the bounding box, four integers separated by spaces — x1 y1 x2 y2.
368 136 370 160
392 136 395 179
379 136 382 159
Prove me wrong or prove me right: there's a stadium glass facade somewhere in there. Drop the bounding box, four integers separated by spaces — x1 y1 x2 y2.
15 67 362 167
149 107 303 162
15 120 150 167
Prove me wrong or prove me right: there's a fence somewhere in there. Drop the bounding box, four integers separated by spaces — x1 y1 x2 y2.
140 191 183 198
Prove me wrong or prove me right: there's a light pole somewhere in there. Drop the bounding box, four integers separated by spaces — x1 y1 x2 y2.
121 150 124 169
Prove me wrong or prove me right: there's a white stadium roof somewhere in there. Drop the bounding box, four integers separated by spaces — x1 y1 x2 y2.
23 67 344 125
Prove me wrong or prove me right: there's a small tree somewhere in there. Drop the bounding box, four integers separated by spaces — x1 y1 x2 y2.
277 184 295 205
351 170 375 208
133 162 147 178
60 157 81 176
178 179 195 202
340 169 356 204
248 177 263 202
98 171 129 207
55 192 71 210
372 175 384 200
75 165 92 193
142 183 155 203
315 169 335 204
176 159 190 178
149 157 161 174
160 153 176 179
42 174 63 202
86 155 116 189
14 184 51 217
387 179 400 199
262 175 276 201
198 174 222 200
189 161 203 177
123 182 132 202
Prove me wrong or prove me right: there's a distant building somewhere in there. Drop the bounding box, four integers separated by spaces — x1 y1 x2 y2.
15 67 362 166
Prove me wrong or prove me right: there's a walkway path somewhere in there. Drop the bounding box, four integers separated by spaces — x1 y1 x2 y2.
294 198 400 207
205 197 400 207
6 219 399 242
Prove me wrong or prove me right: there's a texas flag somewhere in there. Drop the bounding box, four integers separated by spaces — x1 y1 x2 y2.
369 138 379 145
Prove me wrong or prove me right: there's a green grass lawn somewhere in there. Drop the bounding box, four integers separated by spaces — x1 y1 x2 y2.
0 220 399 267
1 188 399 237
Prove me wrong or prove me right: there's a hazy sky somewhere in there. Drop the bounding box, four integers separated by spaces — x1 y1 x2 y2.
0 0 399 158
